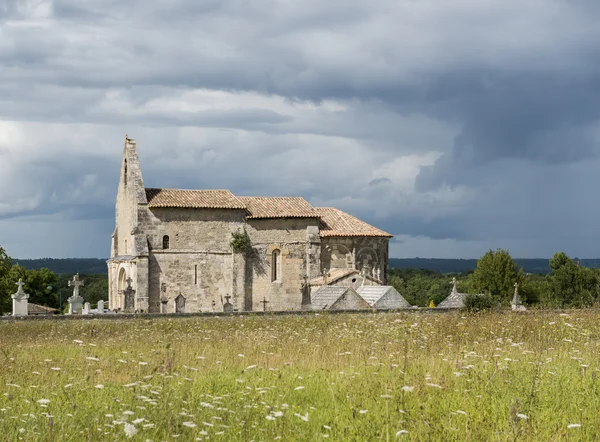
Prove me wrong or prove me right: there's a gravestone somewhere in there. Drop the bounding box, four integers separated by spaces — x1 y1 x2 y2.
223 295 233 313
123 278 136 313
175 294 186 313
67 274 85 315
160 298 168 314
97 300 105 314
82 302 91 315
11 279 29 317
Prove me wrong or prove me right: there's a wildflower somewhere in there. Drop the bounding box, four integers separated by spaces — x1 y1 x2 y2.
95 384 104 389
245 365 257 370
64 384 72 389
123 423 137 438
37 399 50 405
359 410 368 414
73 340 84 344
516 413 528 420
396 430 409 436
567 424 581 429
86 357 100 362
238 354 245 358
266 415 276 421
295 386 305 391
401 386 415 392
294 413 309 422
183 422 197 428
456 410 467 415
51 368 61 371
132 418 144 425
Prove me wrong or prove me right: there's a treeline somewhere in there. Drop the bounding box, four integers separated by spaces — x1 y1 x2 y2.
0 248 108 315
14 258 108 275
389 258 600 274
391 249 600 308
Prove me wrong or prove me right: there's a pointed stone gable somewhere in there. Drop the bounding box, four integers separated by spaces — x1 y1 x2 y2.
357 286 411 309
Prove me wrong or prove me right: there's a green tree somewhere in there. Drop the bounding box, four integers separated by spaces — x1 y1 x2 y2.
0 247 13 314
472 249 520 304
545 252 598 308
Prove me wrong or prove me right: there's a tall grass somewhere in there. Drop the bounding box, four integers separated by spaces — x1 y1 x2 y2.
1 311 598 441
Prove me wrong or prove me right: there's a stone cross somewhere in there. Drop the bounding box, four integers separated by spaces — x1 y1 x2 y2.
511 282 526 311
261 297 269 312
451 277 458 294
68 274 85 298
11 278 30 317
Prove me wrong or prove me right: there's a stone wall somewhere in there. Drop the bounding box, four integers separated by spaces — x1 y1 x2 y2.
321 237 390 283
245 218 320 311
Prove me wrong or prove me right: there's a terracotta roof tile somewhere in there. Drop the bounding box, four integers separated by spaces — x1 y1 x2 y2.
146 188 246 209
239 196 317 219
316 207 393 238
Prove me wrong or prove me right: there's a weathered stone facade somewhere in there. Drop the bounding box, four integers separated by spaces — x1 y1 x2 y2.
108 137 392 313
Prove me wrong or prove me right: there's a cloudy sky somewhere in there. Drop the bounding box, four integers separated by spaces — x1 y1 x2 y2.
1 0 600 259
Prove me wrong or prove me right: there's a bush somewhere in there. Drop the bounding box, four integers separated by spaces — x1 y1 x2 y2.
230 229 252 254
463 294 496 312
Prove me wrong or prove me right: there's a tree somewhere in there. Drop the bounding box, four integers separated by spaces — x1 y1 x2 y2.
545 252 598 308
0 247 13 314
472 249 520 304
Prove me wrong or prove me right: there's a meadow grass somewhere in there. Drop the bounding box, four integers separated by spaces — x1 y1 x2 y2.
1 311 599 441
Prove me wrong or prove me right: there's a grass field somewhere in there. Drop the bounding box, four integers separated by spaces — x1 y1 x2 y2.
1 311 599 441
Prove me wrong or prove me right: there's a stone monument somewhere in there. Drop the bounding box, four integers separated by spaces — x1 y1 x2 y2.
123 278 136 313
97 300 105 314
511 282 527 311
67 274 85 315
82 302 91 315
223 295 233 313
11 279 29 317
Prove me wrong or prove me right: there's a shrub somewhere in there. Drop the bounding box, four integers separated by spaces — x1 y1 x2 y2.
230 229 252 254
464 294 496 312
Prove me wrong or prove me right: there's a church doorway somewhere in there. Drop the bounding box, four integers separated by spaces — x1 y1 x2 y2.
175 294 186 313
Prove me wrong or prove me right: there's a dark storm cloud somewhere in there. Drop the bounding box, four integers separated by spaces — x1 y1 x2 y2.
2 0 600 258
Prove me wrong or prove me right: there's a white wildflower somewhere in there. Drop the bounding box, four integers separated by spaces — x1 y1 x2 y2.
567 424 581 429
294 413 309 422
37 399 50 405
238 354 245 358
266 415 276 421
95 384 104 389
73 340 84 344
401 386 414 392
245 365 257 370
86 357 99 362
183 422 197 428
456 410 467 415
516 413 528 420
359 410 368 414
396 430 409 436
51 368 61 371
295 386 305 391
132 418 144 425
123 423 137 438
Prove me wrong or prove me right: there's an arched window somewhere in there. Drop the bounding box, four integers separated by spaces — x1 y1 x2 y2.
163 235 170 250
272 249 281 282
124 159 128 186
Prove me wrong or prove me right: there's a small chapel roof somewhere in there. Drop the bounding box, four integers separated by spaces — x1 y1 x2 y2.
145 188 246 209
311 286 356 310
316 207 393 238
239 196 317 219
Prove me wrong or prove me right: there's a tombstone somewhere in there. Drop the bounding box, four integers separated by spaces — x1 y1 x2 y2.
123 278 136 313
223 295 233 313
160 298 168 314
175 294 186 313
82 302 91 315
67 274 85 315
511 282 527 311
97 300 105 314
11 279 29 317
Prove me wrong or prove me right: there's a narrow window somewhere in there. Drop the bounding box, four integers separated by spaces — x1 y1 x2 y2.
124 240 127 254
194 265 198 285
163 235 170 250
124 159 128 186
272 249 281 282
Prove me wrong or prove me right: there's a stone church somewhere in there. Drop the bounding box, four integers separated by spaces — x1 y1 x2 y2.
107 137 392 313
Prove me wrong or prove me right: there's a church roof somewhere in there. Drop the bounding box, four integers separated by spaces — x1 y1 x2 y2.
309 268 359 286
316 207 393 237
357 286 411 308
145 188 246 209
239 196 317 219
